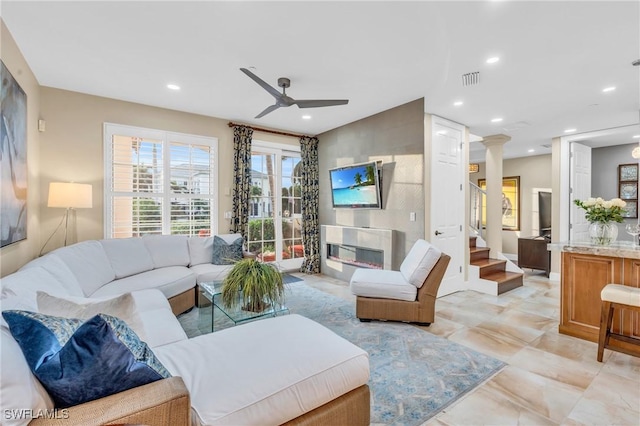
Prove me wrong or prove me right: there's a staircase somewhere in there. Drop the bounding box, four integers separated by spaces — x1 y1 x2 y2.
469 236 523 295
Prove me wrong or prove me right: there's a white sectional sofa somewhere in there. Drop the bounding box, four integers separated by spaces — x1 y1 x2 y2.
0 235 371 425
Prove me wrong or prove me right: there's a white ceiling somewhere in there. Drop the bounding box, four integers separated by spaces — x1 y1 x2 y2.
2 1 639 162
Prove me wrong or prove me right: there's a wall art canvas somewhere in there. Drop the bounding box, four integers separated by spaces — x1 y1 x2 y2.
1 60 28 248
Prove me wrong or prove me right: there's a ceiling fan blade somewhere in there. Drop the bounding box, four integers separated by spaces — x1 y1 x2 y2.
255 104 281 119
294 99 349 108
240 68 282 100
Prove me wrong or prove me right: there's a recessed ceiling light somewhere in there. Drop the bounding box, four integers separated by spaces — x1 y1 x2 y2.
453 101 463 106
486 57 500 64
633 134 640 139
602 86 616 93
528 149 535 153
302 115 311 120
167 84 180 90
491 117 503 123
564 128 577 133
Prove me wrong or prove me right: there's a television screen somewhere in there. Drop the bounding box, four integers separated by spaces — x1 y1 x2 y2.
538 191 552 237
329 161 382 208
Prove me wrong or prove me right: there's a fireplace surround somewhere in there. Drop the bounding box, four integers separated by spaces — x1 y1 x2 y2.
321 225 394 282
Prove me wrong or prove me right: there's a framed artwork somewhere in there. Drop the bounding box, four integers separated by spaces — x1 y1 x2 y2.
0 60 28 248
619 163 638 182
619 182 638 200
478 176 520 231
622 200 637 219
618 163 638 219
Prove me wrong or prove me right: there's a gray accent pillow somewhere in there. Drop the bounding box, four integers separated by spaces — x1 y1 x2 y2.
212 235 243 265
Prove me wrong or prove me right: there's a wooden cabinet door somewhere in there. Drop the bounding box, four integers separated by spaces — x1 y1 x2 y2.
560 252 622 341
622 258 640 339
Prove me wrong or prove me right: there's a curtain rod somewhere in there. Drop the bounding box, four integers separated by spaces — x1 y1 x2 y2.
227 121 314 139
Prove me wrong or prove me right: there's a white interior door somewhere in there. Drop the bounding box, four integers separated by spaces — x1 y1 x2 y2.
430 116 465 297
569 142 592 241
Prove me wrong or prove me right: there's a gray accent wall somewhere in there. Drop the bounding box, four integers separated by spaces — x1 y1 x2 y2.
592 143 639 241
317 99 425 270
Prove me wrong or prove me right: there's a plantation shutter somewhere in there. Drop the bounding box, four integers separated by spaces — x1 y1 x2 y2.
105 124 218 239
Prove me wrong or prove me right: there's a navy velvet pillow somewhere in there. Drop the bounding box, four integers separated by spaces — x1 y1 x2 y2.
212 235 243 265
2 310 171 408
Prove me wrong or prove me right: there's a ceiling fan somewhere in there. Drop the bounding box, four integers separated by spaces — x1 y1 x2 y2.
240 68 349 118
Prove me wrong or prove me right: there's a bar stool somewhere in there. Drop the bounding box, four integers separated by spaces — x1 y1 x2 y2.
597 284 640 362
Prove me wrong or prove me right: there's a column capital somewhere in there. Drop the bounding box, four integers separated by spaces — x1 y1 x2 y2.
481 134 511 148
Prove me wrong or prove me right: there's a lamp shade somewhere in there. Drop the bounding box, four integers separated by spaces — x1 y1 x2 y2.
48 182 93 209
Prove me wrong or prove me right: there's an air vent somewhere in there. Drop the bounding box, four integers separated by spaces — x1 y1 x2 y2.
541 144 552 149
462 72 480 86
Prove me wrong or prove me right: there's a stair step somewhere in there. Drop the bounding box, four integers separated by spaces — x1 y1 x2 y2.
473 258 507 276
469 236 477 248
470 246 490 262
481 271 524 294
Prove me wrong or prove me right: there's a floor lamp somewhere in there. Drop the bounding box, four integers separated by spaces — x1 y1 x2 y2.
40 182 93 255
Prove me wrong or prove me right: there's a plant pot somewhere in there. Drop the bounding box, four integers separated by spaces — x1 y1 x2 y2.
589 222 618 245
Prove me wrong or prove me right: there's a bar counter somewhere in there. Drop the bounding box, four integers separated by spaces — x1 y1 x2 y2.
550 240 640 352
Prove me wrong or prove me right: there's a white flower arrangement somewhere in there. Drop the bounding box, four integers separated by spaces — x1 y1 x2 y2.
574 197 627 223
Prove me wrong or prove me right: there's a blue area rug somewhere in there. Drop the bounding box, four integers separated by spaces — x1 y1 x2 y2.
179 282 505 425
282 273 303 284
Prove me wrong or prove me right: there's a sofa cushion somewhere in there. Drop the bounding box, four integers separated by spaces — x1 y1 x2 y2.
100 238 155 279
154 314 369 426
2 311 171 408
188 236 214 266
399 239 442 288
19 254 84 297
36 291 146 342
212 235 243 265
350 269 417 302
1 327 53 426
143 235 190 268
90 266 195 300
1 267 75 312
49 241 116 296
190 263 234 284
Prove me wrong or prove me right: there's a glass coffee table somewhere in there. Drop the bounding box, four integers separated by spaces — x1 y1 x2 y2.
199 281 289 332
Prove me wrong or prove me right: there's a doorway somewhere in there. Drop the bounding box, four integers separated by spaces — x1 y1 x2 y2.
248 142 304 270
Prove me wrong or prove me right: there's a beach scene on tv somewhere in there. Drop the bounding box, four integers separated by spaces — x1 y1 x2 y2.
330 163 379 207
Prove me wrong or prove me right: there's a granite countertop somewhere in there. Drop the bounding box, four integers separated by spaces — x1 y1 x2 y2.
548 240 640 259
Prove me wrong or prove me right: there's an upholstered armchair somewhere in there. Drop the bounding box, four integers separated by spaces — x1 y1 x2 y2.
350 239 450 326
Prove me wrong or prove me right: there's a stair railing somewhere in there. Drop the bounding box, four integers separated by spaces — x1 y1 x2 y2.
469 182 486 238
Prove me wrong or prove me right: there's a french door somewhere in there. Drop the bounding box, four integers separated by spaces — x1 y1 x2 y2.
247 143 304 270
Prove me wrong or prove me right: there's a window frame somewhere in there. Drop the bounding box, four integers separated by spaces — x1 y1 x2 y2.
103 123 218 238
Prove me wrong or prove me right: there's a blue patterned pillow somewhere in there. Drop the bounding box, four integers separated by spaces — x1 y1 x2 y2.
2 310 171 408
212 235 243 265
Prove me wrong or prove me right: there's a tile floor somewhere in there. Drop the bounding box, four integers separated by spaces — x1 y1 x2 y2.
297 271 640 425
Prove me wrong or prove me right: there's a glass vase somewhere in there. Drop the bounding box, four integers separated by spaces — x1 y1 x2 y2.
589 222 618 245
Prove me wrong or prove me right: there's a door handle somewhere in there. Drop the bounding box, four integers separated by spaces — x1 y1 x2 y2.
435 230 443 236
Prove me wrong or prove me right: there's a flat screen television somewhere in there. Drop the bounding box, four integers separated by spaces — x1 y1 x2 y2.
329 161 382 209
538 191 552 238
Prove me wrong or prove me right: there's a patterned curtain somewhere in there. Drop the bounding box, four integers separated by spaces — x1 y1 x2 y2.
230 126 253 241
299 136 320 274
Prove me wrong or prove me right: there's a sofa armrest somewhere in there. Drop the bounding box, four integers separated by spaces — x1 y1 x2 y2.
243 251 257 260
29 377 190 426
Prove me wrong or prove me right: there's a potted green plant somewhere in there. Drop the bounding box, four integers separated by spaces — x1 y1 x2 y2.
221 258 285 312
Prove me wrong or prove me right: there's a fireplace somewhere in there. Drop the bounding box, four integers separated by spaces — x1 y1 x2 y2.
321 225 394 281
326 243 384 269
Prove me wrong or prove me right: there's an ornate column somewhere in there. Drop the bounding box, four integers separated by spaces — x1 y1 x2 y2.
482 134 511 257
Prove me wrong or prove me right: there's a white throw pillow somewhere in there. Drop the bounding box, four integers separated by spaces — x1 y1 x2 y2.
399 239 442 288
36 292 147 341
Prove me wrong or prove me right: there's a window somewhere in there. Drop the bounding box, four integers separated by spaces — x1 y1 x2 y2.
104 124 217 238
